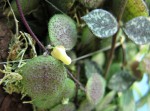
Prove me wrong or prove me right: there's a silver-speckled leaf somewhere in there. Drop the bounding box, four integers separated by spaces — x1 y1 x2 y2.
124 16 150 45
81 9 118 38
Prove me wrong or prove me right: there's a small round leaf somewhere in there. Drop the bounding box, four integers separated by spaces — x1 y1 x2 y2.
124 16 150 45
81 9 118 38
48 14 77 50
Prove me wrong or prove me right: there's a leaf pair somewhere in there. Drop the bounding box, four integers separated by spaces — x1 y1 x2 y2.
82 9 150 45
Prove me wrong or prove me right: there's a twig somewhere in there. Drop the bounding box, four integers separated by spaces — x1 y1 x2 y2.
74 65 80 107
0 43 121 65
15 0 46 51
72 43 121 62
44 0 65 14
121 43 126 68
67 70 86 92
104 0 128 78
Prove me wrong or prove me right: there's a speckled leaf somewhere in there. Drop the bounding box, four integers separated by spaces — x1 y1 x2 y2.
108 71 135 92
123 0 149 22
48 14 77 50
86 73 106 105
81 9 118 38
4 0 40 17
124 16 150 45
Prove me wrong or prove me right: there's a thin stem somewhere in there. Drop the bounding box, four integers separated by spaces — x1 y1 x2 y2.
104 0 128 78
67 70 86 92
15 0 46 51
44 0 65 14
72 43 121 62
121 43 126 68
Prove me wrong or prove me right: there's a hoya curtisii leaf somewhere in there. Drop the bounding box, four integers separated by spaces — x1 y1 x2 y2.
124 16 150 45
81 9 118 38
86 73 106 105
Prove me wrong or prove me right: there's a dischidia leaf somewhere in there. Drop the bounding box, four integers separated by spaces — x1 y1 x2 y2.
20 55 67 109
124 16 150 45
86 73 106 105
81 9 118 38
48 14 77 50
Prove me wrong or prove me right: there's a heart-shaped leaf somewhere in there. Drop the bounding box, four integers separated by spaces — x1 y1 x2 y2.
86 73 106 105
81 9 118 38
124 16 150 45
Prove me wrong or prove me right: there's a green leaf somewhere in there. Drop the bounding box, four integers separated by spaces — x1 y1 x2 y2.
101 104 117 111
51 102 76 111
78 99 95 111
96 91 116 111
84 60 101 79
86 73 106 105
108 71 135 92
123 0 149 22
4 0 40 17
119 89 136 111
124 16 150 45
48 14 77 50
81 9 118 38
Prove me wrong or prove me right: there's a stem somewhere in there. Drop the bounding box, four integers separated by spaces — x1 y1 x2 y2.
72 43 121 62
67 70 86 92
104 0 128 78
15 0 46 51
121 43 126 68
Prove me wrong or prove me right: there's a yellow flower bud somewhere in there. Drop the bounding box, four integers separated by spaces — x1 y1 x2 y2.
51 46 72 65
